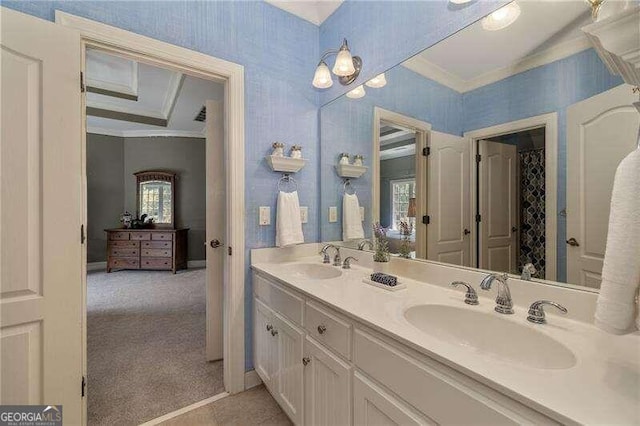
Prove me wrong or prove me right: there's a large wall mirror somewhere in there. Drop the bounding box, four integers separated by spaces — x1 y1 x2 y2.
135 170 176 228
319 0 639 291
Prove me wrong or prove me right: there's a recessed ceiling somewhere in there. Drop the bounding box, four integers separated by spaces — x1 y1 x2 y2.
265 0 343 25
403 1 592 93
380 122 416 161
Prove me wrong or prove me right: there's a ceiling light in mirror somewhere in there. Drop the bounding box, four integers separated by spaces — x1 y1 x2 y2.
346 85 366 99
366 73 387 88
449 0 473 3
312 60 333 89
333 40 356 76
481 2 521 31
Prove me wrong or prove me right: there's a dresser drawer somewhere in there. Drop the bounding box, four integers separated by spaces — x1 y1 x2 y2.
305 301 351 360
130 232 151 241
109 240 138 248
152 232 173 241
253 273 303 325
109 231 130 240
141 241 172 249
140 257 172 269
109 247 139 257
109 257 139 269
141 248 172 258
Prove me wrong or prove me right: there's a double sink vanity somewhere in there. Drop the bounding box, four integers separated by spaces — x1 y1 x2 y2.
251 243 640 425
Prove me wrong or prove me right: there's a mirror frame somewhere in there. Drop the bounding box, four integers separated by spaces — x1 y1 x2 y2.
135 170 176 229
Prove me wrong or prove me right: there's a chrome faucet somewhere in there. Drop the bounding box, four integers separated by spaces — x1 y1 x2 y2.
479 273 513 314
450 281 478 305
342 256 358 269
357 239 374 251
527 300 567 324
521 263 537 281
320 244 341 266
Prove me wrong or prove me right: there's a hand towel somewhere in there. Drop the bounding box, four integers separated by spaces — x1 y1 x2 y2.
594 149 640 334
343 193 364 241
276 191 304 248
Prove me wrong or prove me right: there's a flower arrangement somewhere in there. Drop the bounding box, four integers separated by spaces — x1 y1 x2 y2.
372 222 390 263
398 220 413 259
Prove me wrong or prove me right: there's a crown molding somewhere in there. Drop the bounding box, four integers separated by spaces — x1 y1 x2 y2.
87 126 205 139
402 56 467 93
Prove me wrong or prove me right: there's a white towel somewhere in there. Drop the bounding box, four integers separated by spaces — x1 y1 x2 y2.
343 193 364 241
275 191 304 248
594 149 640 334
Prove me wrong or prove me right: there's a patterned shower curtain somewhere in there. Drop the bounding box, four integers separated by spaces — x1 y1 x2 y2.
519 149 545 279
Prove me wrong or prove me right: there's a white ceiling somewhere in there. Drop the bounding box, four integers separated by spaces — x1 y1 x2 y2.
404 1 593 93
265 0 343 25
86 49 224 138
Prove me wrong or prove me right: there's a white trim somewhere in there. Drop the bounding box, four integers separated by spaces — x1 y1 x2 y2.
87 126 206 139
138 391 230 426
244 369 263 390
56 11 247 402
403 36 591 93
161 72 184 121
86 261 107 271
463 112 558 281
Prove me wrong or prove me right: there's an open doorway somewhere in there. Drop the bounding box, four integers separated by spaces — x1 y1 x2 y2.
84 48 225 425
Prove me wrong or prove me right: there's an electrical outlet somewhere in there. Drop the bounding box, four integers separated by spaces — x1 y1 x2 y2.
360 206 365 221
329 206 338 223
300 206 308 224
259 206 270 225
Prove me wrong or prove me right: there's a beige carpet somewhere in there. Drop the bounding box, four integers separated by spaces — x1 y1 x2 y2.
87 268 224 426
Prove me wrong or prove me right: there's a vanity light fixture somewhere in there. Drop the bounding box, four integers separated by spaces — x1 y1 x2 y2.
312 39 362 89
481 2 521 31
346 85 366 99
365 73 387 88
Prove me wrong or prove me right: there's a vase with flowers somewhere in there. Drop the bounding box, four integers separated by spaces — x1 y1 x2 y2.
398 220 413 259
372 222 391 273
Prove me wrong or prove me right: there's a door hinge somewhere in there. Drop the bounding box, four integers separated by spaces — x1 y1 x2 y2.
80 72 85 93
422 147 431 157
476 154 482 163
228 246 232 256
422 215 430 225
476 214 482 223
81 224 85 244
81 376 86 397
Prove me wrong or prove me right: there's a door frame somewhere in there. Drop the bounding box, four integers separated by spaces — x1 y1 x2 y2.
55 11 247 409
463 112 558 280
372 107 431 259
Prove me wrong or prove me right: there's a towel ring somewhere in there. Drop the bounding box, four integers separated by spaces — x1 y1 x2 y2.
278 174 298 193
343 179 356 195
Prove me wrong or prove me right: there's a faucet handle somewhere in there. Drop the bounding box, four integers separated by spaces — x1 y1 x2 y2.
527 300 568 324
342 256 358 269
451 281 479 305
333 247 342 266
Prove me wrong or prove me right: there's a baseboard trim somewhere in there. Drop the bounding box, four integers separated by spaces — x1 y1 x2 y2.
87 261 107 271
138 391 230 426
188 260 206 268
244 369 262 390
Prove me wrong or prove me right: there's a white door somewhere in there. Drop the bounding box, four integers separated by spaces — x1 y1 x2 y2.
479 140 518 274
303 336 351 426
566 84 639 288
253 298 277 389
428 131 471 266
1 7 83 423
273 312 304 425
205 100 224 361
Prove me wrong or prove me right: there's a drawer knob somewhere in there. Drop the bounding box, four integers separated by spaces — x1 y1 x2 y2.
270 329 278 337
302 357 311 366
317 325 327 334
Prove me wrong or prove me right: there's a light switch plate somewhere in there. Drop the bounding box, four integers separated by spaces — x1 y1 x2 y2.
329 206 338 223
300 206 308 224
360 206 365 221
259 206 270 225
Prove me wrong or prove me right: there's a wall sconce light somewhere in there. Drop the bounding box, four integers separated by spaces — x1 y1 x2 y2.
365 73 387 88
346 85 366 99
312 39 362 89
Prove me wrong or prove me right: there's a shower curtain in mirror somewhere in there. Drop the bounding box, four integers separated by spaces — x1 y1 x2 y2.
519 149 545 279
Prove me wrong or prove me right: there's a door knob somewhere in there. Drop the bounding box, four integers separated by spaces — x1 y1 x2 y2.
210 239 222 248
566 238 580 247
463 229 471 235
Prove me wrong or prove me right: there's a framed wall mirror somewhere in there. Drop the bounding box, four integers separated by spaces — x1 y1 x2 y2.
319 0 639 292
135 170 176 228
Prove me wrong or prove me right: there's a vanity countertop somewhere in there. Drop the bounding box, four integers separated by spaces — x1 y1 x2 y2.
252 256 640 425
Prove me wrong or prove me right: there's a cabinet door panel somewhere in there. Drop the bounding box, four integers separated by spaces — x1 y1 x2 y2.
254 298 277 389
304 336 351 426
274 312 304 425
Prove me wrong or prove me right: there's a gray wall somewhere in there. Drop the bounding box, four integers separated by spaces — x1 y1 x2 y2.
379 155 416 229
87 134 206 262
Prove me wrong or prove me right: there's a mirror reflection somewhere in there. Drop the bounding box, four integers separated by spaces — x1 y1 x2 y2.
135 171 176 227
319 1 639 290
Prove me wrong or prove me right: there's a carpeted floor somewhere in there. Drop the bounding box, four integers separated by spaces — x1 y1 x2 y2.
87 268 224 426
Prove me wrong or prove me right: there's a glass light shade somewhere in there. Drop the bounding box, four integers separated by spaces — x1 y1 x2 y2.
333 47 356 77
481 2 521 31
312 61 333 88
365 73 387 88
346 85 366 99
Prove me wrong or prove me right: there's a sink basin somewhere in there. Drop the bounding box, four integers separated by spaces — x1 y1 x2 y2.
287 263 342 280
404 304 576 369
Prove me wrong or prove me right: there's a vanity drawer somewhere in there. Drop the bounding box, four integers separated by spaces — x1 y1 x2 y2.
152 232 173 241
109 247 139 257
130 232 151 241
109 257 139 269
305 301 351 360
140 257 172 270
109 231 130 240
141 248 172 258
109 240 138 248
253 273 303 325
141 241 172 249
354 328 555 425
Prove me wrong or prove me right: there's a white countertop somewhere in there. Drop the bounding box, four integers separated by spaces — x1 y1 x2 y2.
252 255 640 425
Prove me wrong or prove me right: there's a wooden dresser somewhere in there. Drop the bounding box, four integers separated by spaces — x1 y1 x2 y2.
105 229 188 273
